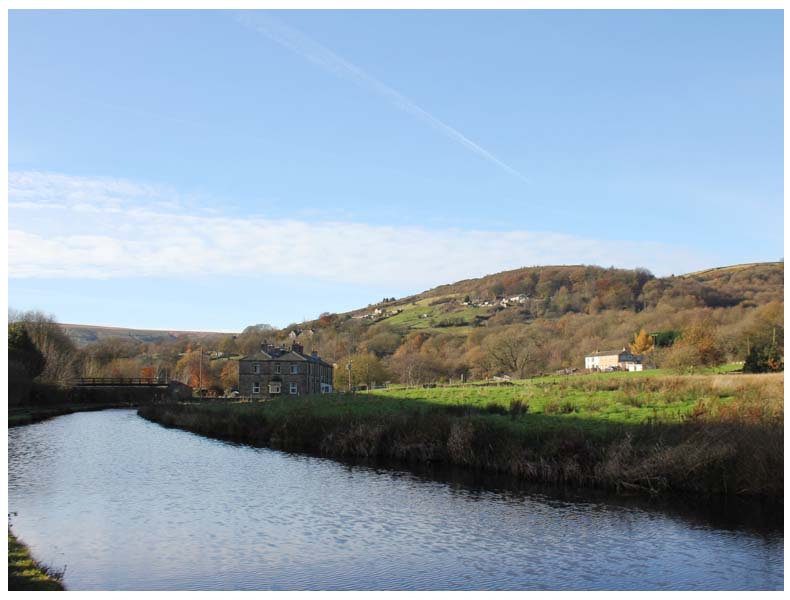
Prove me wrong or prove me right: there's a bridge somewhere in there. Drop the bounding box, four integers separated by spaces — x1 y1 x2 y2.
69 377 193 403
74 377 171 387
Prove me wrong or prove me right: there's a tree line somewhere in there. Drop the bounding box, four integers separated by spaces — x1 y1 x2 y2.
8 264 784 397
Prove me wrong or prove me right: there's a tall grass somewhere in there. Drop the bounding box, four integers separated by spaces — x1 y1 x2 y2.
139 373 783 497
8 531 66 591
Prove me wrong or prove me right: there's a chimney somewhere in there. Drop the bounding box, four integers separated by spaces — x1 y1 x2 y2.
291 343 304 354
311 351 318 358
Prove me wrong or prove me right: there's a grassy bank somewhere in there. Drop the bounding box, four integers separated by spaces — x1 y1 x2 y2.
138 372 783 497
8 531 65 591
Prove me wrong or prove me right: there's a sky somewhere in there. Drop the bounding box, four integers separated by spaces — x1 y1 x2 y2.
8 9 784 331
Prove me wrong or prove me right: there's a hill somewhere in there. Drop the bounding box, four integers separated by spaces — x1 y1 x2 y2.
46 261 783 390
59 323 231 348
267 261 783 385
328 261 783 335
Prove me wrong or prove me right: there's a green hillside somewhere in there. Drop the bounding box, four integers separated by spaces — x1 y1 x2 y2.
32 262 782 392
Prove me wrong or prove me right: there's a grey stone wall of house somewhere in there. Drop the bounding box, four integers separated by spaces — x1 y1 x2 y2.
238 344 334 397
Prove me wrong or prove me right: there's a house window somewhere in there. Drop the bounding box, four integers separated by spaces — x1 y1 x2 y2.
274 363 281 374
253 363 260 374
269 382 281 395
290 364 299 374
252 382 260 394
290 383 298 395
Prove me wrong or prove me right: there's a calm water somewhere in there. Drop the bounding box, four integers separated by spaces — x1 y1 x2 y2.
8 409 784 590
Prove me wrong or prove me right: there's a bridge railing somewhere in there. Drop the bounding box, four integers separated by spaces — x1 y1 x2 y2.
74 377 171 386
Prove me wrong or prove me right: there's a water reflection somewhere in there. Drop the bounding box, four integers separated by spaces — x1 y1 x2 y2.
8 409 783 590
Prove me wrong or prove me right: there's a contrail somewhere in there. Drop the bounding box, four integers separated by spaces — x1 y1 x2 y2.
236 12 529 183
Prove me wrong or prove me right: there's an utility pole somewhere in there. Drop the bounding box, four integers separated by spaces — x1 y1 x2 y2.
198 344 203 399
347 360 353 395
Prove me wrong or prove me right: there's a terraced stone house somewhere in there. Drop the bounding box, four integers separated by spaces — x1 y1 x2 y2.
239 343 334 397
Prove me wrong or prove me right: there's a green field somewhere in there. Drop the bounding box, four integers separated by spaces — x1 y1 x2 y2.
375 296 494 332
140 370 783 497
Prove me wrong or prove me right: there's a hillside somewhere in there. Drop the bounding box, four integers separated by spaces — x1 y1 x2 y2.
274 261 783 385
332 262 783 335
47 261 783 390
60 323 231 348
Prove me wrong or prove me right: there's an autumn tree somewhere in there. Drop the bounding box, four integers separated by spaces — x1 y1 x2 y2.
742 301 784 372
388 333 448 385
629 328 654 355
140 365 157 379
107 358 144 378
664 318 724 369
174 349 214 390
355 352 389 389
219 335 238 356
220 361 239 392
363 330 402 357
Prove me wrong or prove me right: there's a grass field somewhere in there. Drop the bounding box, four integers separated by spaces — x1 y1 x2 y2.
139 369 783 497
375 296 493 332
8 531 65 591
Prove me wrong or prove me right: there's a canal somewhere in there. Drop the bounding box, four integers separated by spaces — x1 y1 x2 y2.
8 409 783 590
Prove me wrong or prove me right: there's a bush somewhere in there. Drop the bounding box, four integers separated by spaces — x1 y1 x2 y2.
483 402 508 415
743 342 783 373
509 398 528 419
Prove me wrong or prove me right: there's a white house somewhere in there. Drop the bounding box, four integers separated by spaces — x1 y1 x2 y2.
585 348 643 371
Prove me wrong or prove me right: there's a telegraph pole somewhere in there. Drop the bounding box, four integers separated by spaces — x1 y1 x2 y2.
198 344 203 399
347 360 353 395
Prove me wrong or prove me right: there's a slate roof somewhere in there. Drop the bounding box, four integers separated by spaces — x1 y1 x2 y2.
241 346 332 368
586 348 629 357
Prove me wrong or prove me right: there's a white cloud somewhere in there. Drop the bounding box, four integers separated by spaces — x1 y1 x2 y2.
9 171 712 285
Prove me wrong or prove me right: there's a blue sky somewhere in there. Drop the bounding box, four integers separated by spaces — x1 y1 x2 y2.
8 9 784 331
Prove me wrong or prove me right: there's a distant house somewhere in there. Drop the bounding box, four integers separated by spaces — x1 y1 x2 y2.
585 348 643 372
288 328 315 340
239 343 334 396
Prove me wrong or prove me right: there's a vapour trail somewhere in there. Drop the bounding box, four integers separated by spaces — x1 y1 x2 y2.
236 12 529 183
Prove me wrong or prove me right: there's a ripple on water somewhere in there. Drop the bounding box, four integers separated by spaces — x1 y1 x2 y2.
8 409 784 591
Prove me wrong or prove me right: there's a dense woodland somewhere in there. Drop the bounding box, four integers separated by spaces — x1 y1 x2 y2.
8 262 784 397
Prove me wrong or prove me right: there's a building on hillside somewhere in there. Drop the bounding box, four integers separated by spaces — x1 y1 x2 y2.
584 347 643 372
239 343 334 396
288 328 315 340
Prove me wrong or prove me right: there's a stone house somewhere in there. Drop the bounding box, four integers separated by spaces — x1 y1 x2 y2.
584 347 643 371
239 343 334 397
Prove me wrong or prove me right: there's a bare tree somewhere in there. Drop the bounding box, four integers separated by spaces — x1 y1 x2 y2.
485 325 549 378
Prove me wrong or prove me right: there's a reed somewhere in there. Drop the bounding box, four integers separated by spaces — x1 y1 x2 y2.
138 373 783 497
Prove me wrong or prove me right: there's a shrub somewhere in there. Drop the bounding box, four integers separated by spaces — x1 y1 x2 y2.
483 402 508 416
509 398 528 419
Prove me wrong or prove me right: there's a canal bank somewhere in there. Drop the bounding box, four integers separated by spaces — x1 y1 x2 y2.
137 375 784 498
8 531 65 591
